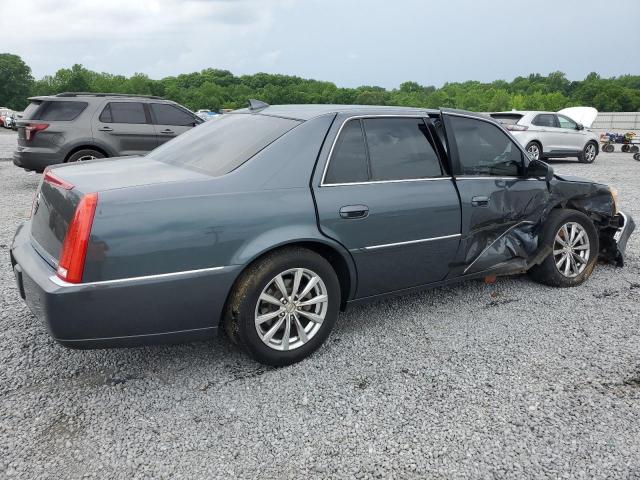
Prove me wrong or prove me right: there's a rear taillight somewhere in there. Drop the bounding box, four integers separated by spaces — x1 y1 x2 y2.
505 124 528 132
56 193 98 283
25 122 49 141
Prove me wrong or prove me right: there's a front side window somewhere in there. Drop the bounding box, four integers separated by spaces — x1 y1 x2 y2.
324 120 369 184
363 118 442 180
31 101 87 121
99 102 147 124
557 114 577 130
448 116 523 177
148 113 300 176
532 114 557 128
151 103 197 126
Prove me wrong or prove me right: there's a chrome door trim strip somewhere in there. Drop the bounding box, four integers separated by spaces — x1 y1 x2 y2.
361 233 461 251
50 266 227 288
322 177 453 187
462 220 535 274
319 114 435 187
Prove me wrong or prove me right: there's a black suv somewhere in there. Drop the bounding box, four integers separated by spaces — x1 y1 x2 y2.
13 93 203 172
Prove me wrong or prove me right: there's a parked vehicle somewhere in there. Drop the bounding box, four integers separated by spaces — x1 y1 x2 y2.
10 112 23 131
196 109 219 121
13 93 203 172
490 107 600 163
10 102 634 366
0 108 12 128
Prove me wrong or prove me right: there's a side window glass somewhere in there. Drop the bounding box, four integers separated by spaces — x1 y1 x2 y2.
557 115 577 130
99 102 147 124
324 120 369 184
363 118 442 180
449 116 523 177
151 103 197 126
532 114 556 128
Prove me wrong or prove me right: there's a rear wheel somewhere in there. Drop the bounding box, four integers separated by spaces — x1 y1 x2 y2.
223 247 340 366
528 209 599 287
621 144 630 153
66 149 105 163
525 141 542 160
602 143 615 153
630 145 639 153
578 142 598 163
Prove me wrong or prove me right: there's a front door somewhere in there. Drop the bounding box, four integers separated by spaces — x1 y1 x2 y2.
442 112 551 276
313 115 461 298
556 114 585 151
93 101 158 156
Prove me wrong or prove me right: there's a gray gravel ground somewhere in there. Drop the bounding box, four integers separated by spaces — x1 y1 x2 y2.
1 129 639 479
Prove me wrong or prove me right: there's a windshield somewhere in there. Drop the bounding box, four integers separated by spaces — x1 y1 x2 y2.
148 113 301 176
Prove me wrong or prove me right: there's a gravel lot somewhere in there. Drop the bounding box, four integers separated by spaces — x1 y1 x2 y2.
1 129 639 479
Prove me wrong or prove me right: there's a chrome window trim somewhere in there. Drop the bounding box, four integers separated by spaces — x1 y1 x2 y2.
361 233 461 251
319 114 445 187
454 176 539 181
50 266 227 288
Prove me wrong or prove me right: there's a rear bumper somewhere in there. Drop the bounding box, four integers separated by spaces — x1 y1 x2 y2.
13 148 64 172
10 221 241 348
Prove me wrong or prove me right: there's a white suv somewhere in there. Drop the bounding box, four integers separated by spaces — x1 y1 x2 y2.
490 108 599 163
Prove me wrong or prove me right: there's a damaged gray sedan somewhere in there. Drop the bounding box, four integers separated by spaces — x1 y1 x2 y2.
10 103 635 366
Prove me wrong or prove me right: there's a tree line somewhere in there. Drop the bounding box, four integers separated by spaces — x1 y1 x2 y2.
2 53 639 112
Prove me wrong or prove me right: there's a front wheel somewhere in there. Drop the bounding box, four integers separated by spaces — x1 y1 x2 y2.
525 141 542 160
528 209 599 287
579 142 598 163
223 247 341 366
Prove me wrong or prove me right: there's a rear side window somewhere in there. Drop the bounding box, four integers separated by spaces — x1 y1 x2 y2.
324 120 369 184
532 114 557 128
150 103 197 126
28 101 87 121
148 114 301 176
363 118 442 181
99 102 147 124
448 116 523 176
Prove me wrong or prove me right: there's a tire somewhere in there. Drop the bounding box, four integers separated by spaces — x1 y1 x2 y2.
66 149 105 163
525 141 542 160
528 209 599 288
578 141 598 163
603 143 615 153
223 247 341 366
621 144 630 153
634 153 640 161
630 145 639 153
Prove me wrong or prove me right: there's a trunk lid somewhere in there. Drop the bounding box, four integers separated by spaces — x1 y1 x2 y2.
30 157 210 266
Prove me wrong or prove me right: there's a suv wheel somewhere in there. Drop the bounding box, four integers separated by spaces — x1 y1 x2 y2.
528 209 598 288
66 149 105 163
224 247 340 366
579 142 597 163
525 141 542 160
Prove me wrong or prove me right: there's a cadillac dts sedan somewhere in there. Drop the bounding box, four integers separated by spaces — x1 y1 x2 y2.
10 102 635 366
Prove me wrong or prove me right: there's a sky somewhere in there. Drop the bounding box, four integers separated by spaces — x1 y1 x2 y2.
1 0 638 89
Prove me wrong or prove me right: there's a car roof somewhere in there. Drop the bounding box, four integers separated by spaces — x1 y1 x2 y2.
491 111 553 115
233 104 444 121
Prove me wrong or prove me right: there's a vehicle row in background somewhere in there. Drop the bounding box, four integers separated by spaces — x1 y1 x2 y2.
600 132 639 153
490 107 599 163
195 109 219 121
13 93 203 172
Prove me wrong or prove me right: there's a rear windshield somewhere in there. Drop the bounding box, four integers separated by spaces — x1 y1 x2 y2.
489 114 523 125
24 100 87 121
148 113 301 176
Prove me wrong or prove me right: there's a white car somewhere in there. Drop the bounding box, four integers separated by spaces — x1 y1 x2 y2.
490 107 599 163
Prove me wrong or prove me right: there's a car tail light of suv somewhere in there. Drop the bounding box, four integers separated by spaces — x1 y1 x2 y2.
56 192 98 283
505 124 529 132
24 123 49 141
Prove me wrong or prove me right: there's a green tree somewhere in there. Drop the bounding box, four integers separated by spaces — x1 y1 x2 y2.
0 54 34 109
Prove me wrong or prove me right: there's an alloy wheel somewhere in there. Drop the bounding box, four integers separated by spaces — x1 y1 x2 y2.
527 144 540 160
585 144 596 162
78 155 97 162
553 222 590 278
254 268 328 351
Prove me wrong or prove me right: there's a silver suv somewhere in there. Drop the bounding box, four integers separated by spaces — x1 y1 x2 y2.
13 93 203 172
490 110 599 163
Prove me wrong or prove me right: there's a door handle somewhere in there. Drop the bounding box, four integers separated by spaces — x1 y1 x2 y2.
98 126 113 132
471 196 489 207
339 205 369 219
161 129 175 134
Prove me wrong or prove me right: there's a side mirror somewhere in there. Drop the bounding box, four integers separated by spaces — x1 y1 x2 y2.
527 159 554 183
576 123 584 131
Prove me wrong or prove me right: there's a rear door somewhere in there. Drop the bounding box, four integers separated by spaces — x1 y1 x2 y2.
149 103 201 146
313 115 461 298
531 113 564 152
442 112 550 276
93 101 157 156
